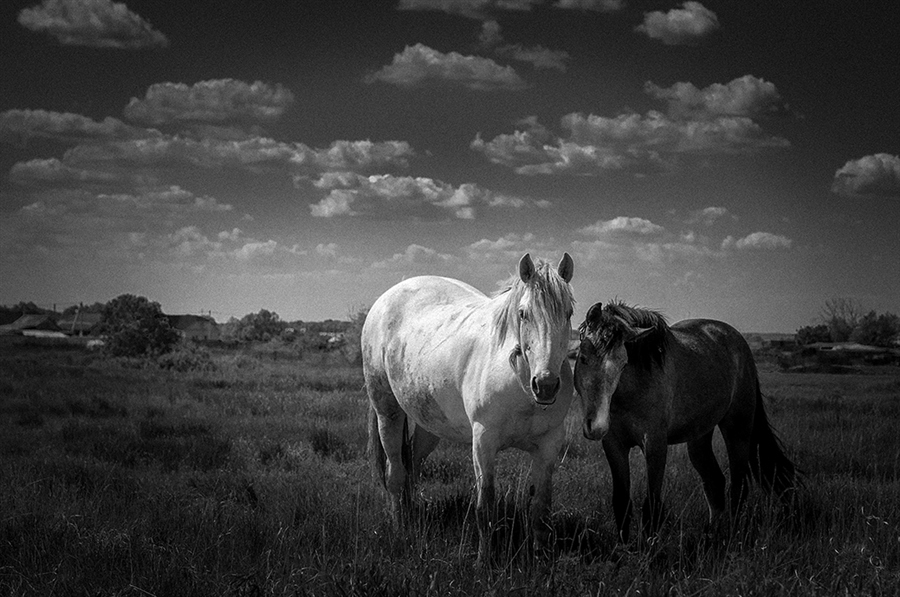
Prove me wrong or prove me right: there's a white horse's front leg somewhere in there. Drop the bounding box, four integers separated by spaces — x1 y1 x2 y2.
472 422 497 565
529 428 562 556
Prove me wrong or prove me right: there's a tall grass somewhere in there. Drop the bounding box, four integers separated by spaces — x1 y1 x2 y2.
1 342 899 595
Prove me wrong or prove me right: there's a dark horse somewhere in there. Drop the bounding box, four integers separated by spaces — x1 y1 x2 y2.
574 301 797 542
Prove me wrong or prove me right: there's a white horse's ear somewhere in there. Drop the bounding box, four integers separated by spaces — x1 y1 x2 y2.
626 326 654 343
519 253 535 282
558 252 574 283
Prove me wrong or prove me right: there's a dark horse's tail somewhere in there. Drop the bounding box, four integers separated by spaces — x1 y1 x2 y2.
749 384 798 495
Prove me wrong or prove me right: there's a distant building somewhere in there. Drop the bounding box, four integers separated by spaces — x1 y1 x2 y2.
801 342 900 366
0 314 60 336
167 314 220 341
57 312 103 336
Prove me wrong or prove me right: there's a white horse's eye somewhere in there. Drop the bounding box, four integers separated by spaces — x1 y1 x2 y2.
518 308 527 321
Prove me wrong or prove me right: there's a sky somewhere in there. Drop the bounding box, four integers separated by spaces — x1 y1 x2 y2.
1 0 898 332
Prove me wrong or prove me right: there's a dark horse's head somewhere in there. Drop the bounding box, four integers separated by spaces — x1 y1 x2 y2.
574 300 667 440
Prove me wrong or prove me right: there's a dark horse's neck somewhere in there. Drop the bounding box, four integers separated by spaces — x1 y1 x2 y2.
606 301 669 370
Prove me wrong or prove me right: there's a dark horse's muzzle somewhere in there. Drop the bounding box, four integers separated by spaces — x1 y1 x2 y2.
531 371 560 405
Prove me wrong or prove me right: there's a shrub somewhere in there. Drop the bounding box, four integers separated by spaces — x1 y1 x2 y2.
98 294 180 357
157 344 217 372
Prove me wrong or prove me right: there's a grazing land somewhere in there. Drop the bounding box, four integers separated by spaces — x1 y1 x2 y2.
1 339 899 596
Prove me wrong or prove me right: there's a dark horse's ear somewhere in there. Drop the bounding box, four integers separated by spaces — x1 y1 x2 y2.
585 302 603 327
519 253 535 282
557 252 574 283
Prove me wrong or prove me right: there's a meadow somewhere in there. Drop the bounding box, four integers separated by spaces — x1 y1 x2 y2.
1 338 899 596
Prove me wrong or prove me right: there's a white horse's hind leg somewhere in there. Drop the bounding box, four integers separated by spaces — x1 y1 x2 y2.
377 409 411 523
409 425 440 487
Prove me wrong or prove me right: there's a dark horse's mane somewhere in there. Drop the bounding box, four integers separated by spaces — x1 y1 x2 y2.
579 299 669 370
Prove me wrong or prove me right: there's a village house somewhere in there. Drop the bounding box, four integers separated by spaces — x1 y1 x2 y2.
166 314 220 342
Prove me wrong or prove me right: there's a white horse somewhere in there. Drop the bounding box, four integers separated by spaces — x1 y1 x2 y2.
363 253 575 561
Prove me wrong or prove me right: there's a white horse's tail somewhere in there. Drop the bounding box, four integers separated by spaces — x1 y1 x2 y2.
367 403 387 488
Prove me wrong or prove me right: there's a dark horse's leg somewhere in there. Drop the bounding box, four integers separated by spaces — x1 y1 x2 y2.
602 435 632 543
641 433 668 538
687 430 727 527
720 422 753 517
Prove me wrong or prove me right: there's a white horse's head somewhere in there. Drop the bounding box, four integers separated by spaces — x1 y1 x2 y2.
497 253 575 405
575 301 662 440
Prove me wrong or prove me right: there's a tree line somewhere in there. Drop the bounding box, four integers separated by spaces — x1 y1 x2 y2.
796 298 900 347
1 294 368 360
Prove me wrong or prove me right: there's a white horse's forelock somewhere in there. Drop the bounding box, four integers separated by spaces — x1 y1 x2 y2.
492 258 574 351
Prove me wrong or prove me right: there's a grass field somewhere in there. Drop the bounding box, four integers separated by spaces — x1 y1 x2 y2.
1 339 899 596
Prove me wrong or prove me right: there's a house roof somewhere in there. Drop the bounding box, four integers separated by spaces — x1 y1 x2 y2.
57 312 103 332
167 314 218 330
806 342 887 353
0 314 59 334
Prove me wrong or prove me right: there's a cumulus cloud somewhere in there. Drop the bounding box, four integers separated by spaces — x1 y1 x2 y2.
722 232 792 250
10 158 128 186
307 173 541 218
167 226 222 258
57 135 413 174
365 44 527 91
372 244 455 269
634 240 718 266
2 181 240 267
473 110 788 175
466 232 537 255
579 216 666 236
831 153 900 198
301 139 414 171
18 0 169 49
636 2 719 45
472 75 789 175
98 185 233 213
232 239 279 261
0 109 152 143
124 79 295 126
464 233 564 266
688 206 732 225
645 76 785 119
478 21 570 71
499 44 570 71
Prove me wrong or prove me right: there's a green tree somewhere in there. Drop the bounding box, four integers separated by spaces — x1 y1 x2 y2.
851 311 900 347
234 309 286 342
819 297 863 342
98 294 180 357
